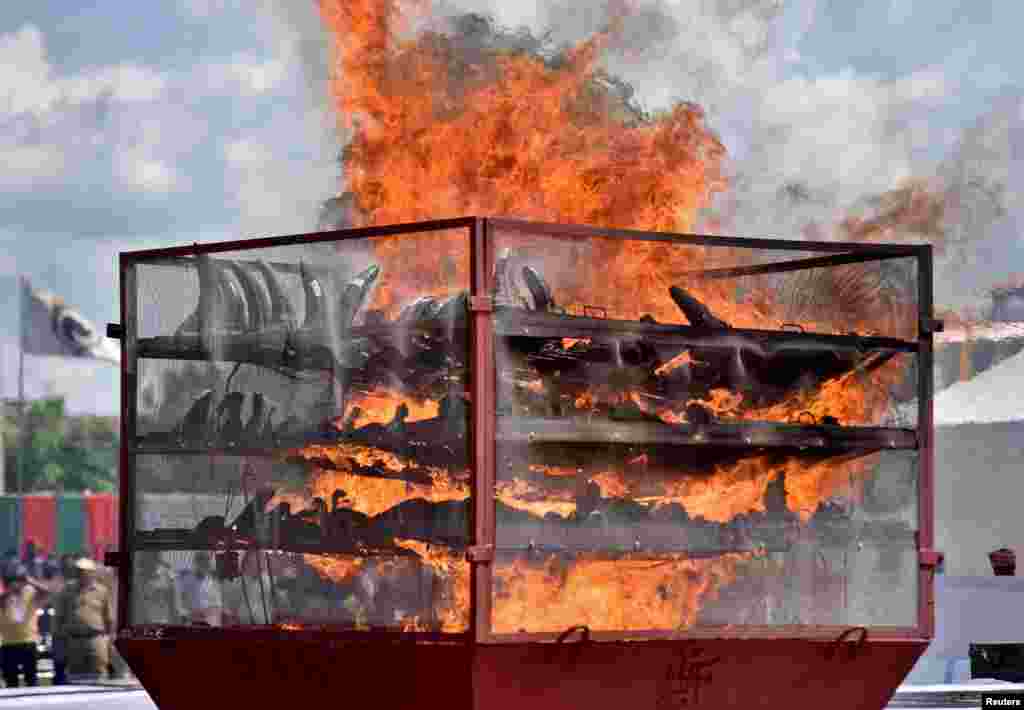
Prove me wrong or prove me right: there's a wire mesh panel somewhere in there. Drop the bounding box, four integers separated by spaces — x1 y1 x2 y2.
486 220 922 637
124 224 473 634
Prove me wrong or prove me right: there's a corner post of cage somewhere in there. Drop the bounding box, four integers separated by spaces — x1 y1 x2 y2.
117 254 138 632
916 244 936 639
469 217 496 644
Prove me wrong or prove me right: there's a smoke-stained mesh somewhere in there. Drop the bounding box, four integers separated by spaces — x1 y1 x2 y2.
126 226 472 633
487 224 921 633
490 449 918 632
489 227 920 339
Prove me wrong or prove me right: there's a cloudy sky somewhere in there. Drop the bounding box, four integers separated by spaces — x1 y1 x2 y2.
2 0 1022 415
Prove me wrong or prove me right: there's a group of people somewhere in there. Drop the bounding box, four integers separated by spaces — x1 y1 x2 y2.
136 550 286 627
0 546 118 687
132 548 439 630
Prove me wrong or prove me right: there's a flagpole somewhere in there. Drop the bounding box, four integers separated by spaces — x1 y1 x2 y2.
17 276 27 495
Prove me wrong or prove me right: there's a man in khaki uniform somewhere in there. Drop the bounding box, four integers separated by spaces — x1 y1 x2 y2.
52 558 115 682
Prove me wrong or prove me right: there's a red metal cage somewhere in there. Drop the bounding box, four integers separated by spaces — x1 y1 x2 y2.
112 217 938 710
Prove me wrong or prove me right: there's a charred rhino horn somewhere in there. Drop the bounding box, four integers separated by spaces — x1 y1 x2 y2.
669 286 730 330
522 265 555 312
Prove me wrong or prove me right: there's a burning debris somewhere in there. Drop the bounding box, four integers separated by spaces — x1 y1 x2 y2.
131 219 920 634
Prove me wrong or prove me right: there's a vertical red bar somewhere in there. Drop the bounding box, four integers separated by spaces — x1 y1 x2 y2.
118 256 136 631
917 244 935 639
470 218 495 644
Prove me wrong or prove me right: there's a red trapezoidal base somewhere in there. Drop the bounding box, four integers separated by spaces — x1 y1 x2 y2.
117 635 927 710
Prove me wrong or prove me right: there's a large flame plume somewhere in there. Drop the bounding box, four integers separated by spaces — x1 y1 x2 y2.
295 0 920 632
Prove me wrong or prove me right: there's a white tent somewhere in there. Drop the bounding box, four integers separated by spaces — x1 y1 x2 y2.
934 348 1024 427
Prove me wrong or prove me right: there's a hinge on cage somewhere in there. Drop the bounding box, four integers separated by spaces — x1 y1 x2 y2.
106 323 123 340
104 551 125 568
919 549 944 569
466 544 494 563
469 296 494 313
921 318 944 335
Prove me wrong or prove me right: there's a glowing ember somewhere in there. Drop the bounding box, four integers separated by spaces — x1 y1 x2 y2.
496 478 575 519
341 388 440 429
654 351 695 377
303 555 365 585
291 443 468 517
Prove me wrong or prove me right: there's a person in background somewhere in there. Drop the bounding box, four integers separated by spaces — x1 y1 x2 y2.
175 552 223 626
222 551 283 626
100 563 130 680
0 563 55 687
48 558 74 686
134 553 176 626
52 558 115 683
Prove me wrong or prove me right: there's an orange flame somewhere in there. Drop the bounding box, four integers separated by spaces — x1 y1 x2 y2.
493 552 752 633
309 0 916 628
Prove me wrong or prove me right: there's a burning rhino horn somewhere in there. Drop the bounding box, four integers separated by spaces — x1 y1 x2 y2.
399 296 439 323
254 260 297 328
242 392 266 444
522 265 555 312
433 292 468 327
494 249 523 304
669 286 730 330
214 260 250 333
176 254 230 345
225 261 271 332
216 391 247 445
177 389 215 445
299 261 328 329
338 264 380 331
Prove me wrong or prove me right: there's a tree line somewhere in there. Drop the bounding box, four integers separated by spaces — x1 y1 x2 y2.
1 397 118 493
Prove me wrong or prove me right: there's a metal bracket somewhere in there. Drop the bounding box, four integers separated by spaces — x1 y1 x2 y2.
469 296 494 313
104 551 125 568
106 323 124 340
919 549 944 569
466 544 494 563
921 318 945 335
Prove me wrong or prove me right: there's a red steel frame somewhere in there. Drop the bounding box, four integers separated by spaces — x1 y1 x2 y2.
115 216 936 646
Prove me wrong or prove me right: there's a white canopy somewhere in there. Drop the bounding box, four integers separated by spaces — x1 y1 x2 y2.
935 347 1024 426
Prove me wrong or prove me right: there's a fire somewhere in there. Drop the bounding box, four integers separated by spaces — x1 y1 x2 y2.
685 388 745 420
654 351 695 377
290 443 468 517
304 555 365 584
589 470 630 499
659 458 776 524
492 552 752 633
308 0 921 631
496 478 575 519
340 388 440 429
319 1 725 232
395 539 470 632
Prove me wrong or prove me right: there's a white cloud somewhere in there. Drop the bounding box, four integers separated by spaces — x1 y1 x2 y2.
0 25 176 194
0 25 166 116
224 138 274 166
179 0 241 17
111 118 185 193
221 57 287 94
0 144 66 186
116 152 177 192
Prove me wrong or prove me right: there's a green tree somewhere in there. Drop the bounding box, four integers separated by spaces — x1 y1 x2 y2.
3 397 118 493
